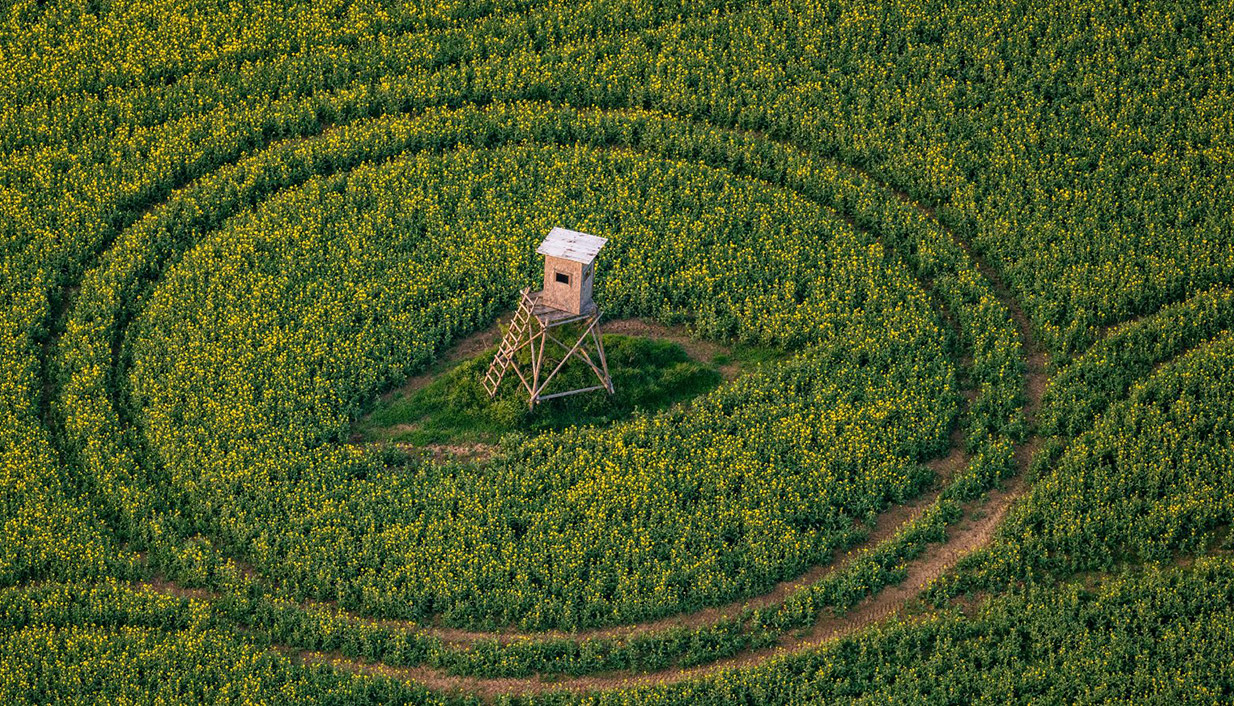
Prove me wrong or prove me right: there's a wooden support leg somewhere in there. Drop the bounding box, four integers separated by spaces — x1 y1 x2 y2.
532 316 602 403
590 323 613 393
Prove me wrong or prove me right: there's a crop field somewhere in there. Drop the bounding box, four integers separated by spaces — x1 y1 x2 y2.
2 0 1233 702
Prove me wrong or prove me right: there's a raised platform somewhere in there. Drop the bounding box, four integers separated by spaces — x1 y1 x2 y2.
525 290 599 327
483 288 613 407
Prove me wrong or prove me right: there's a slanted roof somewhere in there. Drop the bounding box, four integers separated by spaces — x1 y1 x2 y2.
536 227 607 265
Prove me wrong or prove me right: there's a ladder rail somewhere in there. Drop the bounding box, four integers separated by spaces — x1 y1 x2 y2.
483 288 536 397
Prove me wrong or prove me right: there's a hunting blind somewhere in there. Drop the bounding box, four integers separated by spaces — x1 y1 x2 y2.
482 228 615 408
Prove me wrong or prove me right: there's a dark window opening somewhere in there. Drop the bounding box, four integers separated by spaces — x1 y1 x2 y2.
555 271 571 285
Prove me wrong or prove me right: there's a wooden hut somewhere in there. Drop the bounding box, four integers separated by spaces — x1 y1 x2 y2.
482 228 614 407
536 227 606 315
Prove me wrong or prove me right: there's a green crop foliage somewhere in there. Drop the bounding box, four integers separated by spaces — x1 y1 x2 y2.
3 0 1233 699
963 333 1234 587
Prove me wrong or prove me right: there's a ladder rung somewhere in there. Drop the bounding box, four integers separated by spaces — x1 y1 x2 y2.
482 303 534 397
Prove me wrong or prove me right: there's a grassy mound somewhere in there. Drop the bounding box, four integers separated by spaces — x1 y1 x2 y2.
357 334 730 446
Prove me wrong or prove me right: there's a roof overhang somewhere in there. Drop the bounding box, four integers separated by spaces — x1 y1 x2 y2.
536 227 607 265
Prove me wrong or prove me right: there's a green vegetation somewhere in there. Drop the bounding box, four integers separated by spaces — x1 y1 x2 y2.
946 332 1234 594
548 557 1234 705
3 0 1234 700
1039 285 1234 440
10 558 1234 704
358 334 727 446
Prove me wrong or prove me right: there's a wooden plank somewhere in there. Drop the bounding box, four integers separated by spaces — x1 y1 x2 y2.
590 320 613 393
530 318 597 399
510 358 533 396
535 385 608 402
547 325 607 383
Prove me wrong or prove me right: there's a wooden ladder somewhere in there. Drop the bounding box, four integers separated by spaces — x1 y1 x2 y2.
482 289 533 397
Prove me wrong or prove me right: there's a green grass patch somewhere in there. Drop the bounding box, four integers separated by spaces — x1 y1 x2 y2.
357 334 728 446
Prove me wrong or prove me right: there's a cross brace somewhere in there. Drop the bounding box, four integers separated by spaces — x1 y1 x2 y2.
482 290 613 408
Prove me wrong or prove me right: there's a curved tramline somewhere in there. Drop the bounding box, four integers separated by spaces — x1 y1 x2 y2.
7 0 1233 701
296 483 1030 699
278 151 1049 699
43 110 1031 696
26 100 1011 671
29 99 1033 690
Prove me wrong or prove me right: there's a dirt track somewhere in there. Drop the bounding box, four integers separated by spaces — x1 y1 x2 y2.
297 474 1030 699
318 428 969 647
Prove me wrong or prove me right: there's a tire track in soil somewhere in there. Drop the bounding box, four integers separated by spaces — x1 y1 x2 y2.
316 427 968 646
293 473 1028 700
133 420 971 654
127 421 971 691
